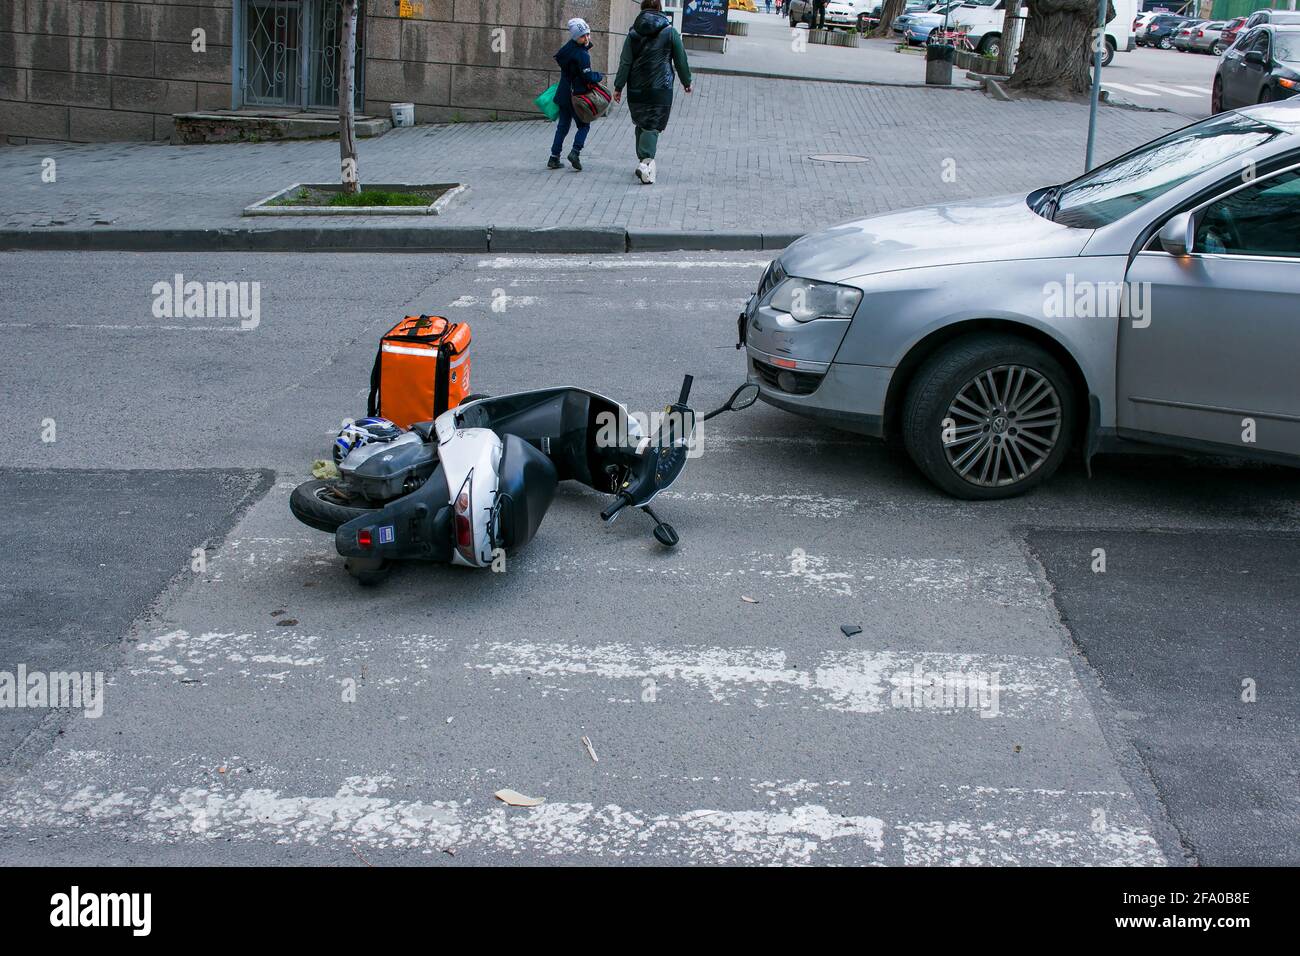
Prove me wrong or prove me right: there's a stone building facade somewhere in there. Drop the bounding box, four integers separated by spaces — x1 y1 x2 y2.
1 0 631 144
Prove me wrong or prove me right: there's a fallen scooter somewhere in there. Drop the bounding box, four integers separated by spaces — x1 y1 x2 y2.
289 377 760 584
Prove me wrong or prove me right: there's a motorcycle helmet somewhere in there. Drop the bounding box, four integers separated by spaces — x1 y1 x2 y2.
333 417 403 463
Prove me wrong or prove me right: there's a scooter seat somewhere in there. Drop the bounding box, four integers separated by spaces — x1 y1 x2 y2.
495 434 557 550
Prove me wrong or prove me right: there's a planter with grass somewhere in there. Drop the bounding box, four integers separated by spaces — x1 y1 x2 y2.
244 182 465 216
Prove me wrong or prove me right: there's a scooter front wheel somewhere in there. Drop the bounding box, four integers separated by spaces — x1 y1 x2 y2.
289 479 382 533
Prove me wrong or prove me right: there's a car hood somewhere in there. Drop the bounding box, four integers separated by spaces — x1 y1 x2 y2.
779 193 1092 284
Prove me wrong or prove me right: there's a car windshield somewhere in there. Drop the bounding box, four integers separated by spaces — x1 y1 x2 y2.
1039 113 1282 228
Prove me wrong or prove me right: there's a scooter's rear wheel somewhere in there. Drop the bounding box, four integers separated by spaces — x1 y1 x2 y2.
289 479 381 533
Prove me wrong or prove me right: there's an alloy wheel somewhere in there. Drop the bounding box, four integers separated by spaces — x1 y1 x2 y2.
942 364 1063 489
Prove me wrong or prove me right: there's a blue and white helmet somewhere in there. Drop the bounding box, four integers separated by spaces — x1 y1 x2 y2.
333 417 402 463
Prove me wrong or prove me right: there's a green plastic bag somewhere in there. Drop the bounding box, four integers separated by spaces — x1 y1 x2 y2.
534 82 560 122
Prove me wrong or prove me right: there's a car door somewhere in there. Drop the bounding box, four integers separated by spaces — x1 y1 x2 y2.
1116 162 1300 458
1221 28 1260 107
1240 29 1273 105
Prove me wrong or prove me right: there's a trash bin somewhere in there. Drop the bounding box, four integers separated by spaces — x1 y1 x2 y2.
925 43 955 86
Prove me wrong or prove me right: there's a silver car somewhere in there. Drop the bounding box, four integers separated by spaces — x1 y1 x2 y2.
741 100 1300 498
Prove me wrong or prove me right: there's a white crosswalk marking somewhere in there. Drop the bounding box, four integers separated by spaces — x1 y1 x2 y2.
0 480 1170 865
1105 82 1204 98
1143 84 1202 98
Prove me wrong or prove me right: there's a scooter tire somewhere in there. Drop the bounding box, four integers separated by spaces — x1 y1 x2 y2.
289 479 381 534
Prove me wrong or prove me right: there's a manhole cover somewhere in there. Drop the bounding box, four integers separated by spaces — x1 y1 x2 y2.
807 153 870 164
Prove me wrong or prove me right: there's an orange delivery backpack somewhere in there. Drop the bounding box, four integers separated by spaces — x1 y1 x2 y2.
366 315 472 428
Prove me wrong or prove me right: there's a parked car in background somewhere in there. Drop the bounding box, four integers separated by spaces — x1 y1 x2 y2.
1213 24 1300 110
1139 13 1192 49
1220 16 1248 49
904 0 1133 64
1173 20 1206 50
1133 11 1158 35
823 0 876 29
742 101 1300 497
1240 8 1300 32
1188 20 1229 54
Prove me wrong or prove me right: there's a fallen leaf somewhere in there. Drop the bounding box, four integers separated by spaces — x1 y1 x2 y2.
494 788 545 807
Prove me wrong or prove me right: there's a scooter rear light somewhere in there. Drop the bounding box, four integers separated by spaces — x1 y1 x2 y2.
357 528 373 548
453 471 475 562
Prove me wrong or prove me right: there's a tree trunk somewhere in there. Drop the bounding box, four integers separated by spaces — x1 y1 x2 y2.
994 2 1023 75
1007 0 1114 96
873 0 906 39
338 0 360 195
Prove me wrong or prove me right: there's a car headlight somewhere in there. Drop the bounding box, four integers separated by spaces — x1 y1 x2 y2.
765 277 863 322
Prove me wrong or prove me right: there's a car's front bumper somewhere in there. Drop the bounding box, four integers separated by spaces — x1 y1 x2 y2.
746 352 892 437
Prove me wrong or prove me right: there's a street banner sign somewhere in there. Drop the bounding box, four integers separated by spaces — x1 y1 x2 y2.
682 0 729 37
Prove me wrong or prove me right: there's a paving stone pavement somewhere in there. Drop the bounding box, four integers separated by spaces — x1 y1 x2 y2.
0 74 1187 242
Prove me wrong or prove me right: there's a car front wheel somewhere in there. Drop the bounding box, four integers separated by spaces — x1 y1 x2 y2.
901 334 1075 499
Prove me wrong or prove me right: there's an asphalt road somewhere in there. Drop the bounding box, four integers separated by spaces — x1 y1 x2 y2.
0 468 268 785
1 250 1296 864
1102 44 1222 119
1029 530 1300 866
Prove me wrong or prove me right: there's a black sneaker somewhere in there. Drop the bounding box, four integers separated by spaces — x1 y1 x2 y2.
547 156 562 169
567 150 583 172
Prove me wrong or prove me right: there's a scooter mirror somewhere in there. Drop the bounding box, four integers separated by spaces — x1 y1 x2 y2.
728 383 760 411
703 382 761 422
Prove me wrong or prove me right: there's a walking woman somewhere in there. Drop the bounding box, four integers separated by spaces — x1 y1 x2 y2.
549 18 603 171
613 0 692 185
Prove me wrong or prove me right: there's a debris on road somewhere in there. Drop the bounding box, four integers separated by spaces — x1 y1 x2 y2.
741 595 759 604
581 735 599 762
494 788 545 807
841 624 862 637
276 619 298 626
312 459 340 480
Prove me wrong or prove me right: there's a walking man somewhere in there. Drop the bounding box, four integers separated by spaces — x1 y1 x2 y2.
613 0 693 185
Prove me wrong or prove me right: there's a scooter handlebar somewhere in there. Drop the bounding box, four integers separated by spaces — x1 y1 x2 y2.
677 374 694 406
601 494 632 522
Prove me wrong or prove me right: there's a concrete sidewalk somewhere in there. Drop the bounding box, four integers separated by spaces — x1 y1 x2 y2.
0 73 1185 253
691 8 980 88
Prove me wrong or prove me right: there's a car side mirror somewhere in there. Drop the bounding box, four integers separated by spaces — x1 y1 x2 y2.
1245 49 1266 64
1157 211 1195 257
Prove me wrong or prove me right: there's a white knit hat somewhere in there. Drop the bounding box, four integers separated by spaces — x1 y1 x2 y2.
568 17 591 40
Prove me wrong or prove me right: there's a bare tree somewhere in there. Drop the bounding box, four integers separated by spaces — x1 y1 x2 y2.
339 0 361 195
873 0 907 39
1007 0 1115 96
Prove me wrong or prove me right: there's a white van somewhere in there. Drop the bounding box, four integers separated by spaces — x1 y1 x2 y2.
943 0 1136 66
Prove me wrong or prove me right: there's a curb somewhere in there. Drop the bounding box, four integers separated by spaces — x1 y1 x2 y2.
693 65 979 90
0 225 801 255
